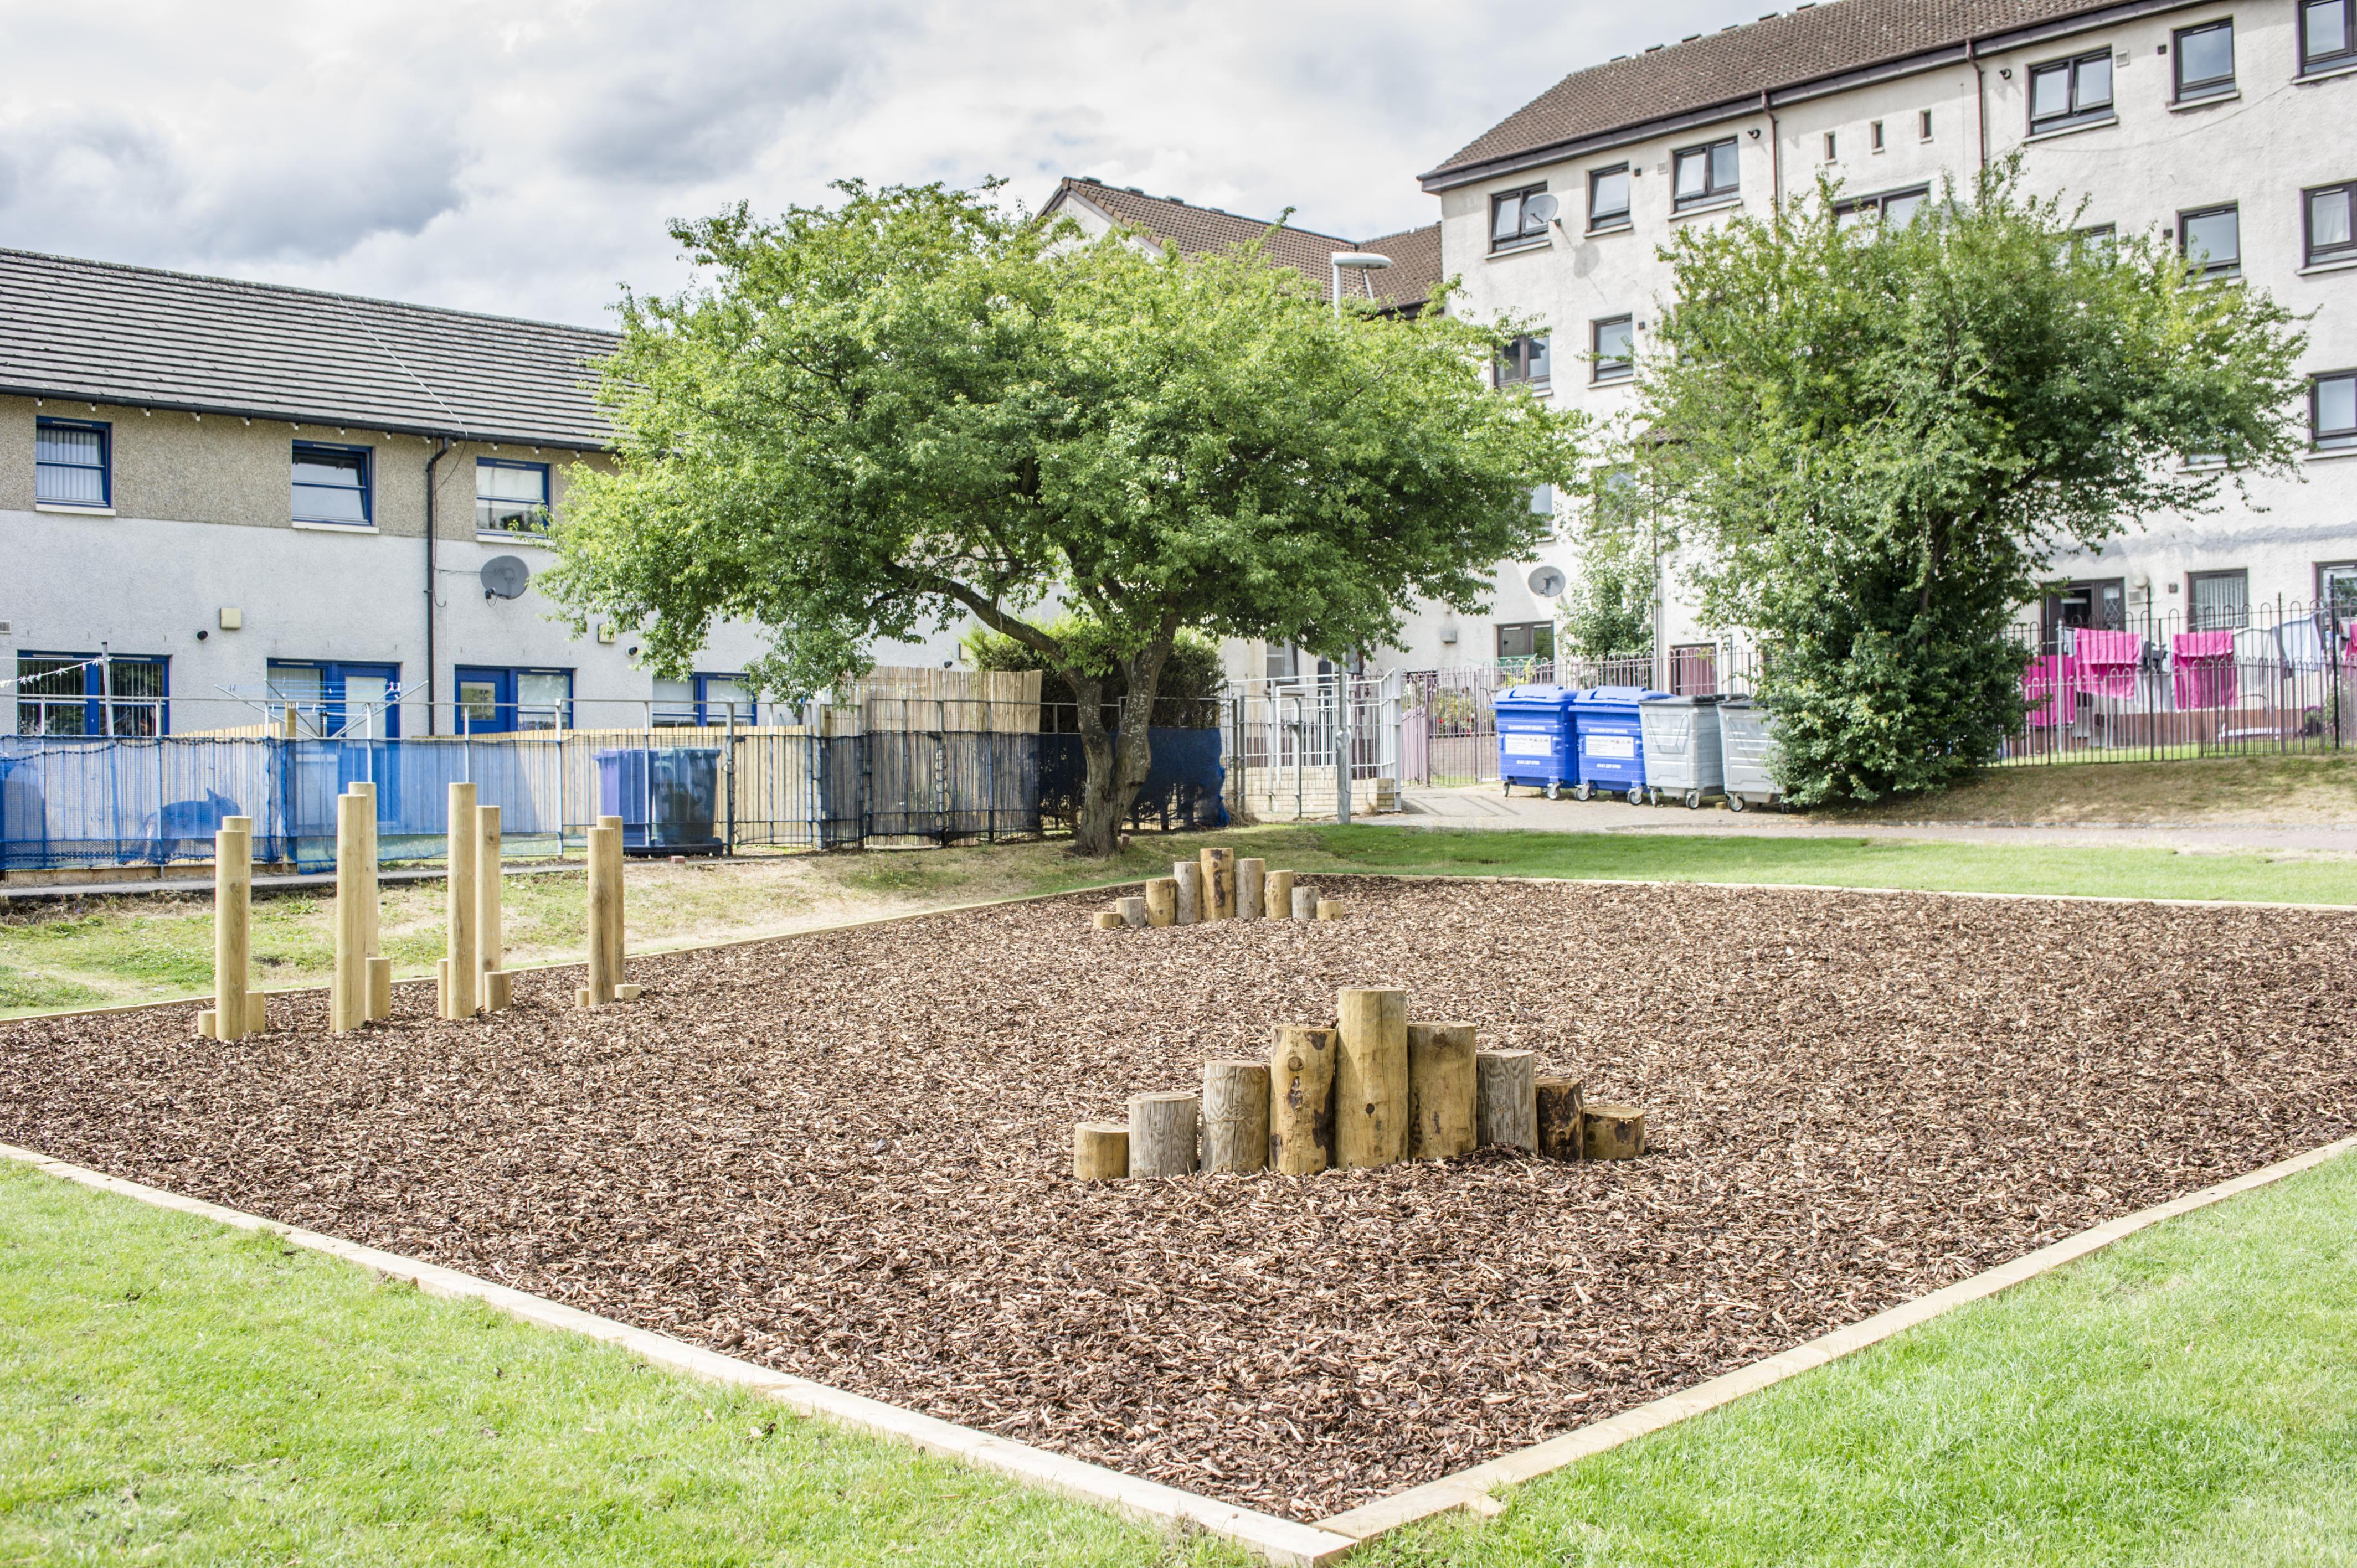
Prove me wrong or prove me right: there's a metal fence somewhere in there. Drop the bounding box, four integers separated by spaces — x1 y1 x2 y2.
1223 674 1403 820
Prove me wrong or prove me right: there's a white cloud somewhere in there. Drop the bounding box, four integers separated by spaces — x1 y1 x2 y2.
0 0 1765 326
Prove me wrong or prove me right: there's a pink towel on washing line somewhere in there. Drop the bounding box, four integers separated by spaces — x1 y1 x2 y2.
2022 653 2074 726
2072 628 2144 698
2172 629 2237 709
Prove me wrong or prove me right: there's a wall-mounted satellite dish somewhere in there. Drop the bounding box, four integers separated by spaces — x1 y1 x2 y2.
1527 564 1567 597
480 555 531 601
1523 193 1561 225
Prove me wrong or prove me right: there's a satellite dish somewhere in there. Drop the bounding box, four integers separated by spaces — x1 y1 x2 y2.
1523 193 1560 225
480 555 531 601
1527 564 1567 598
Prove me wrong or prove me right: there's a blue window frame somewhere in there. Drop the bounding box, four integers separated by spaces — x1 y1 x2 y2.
453 666 572 733
266 659 402 739
476 457 552 534
14 652 168 736
292 441 372 526
34 418 111 508
652 672 758 726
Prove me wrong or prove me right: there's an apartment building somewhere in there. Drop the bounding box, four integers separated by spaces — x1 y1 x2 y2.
1404 0 2356 680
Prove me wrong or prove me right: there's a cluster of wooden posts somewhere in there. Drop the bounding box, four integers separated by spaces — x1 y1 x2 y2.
198 785 642 1036
1073 983 1647 1180
1089 847 1345 931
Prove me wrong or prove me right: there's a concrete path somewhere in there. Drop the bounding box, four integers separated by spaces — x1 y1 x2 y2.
1390 783 2357 854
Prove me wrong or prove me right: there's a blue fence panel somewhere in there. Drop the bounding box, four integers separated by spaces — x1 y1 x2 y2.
0 736 282 871
1037 729 1228 832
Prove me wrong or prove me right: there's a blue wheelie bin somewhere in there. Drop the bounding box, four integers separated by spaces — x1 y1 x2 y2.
1571 686 1670 803
1494 684 1578 798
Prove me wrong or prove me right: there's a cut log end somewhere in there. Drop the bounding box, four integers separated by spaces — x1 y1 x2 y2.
1128 1091 1201 1178
1406 1020 1479 1160
1476 1049 1538 1152
1235 858 1265 922
1201 1060 1272 1173
483 969 514 1013
1316 899 1347 921
1536 1077 1586 1161
1583 1103 1646 1160
1092 910 1125 931
1290 886 1316 922
1116 895 1148 929
1144 877 1177 927
1335 986 1409 1169
193 1009 217 1040
615 983 645 1002
1268 1024 1340 1175
1199 847 1237 920
1265 869 1295 921
1171 861 1203 925
1073 1121 1131 1182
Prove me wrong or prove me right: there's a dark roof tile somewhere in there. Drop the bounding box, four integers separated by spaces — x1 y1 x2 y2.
1047 178 1442 308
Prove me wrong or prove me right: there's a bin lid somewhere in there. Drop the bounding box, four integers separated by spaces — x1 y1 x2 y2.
1643 692 1722 707
1573 685 1671 705
1495 684 1578 708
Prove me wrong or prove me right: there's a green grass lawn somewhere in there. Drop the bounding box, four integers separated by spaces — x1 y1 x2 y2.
0 1162 1247 1568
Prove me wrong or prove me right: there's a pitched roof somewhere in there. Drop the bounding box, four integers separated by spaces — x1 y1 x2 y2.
1424 0 2146 188
1044 177 1444 309
0 248 617 448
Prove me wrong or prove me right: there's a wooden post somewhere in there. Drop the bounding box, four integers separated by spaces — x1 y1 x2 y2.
351 781 381 1017
1537 1078 1586 1160
1335 985 1408 1168
1235 858 1265 922
1317 899 1346 921
598 814 626 995
1269 1024 1339 1174
331 792 367 1033
1201 1060 1270 1173
1291 886 1316 921
1405 1020 1478 1160
1116 895 1148 929
1476 1049 1538 1151
212 814 251 1042
367 956 393 1022
1265 869 1294 921
1144 877 1177 927
585 819 621 1006
1198 847 1236 919
1171 860 1202 925
445 782 478 1019
1073 1122 1130 1181
1126 1091 1199 1178
476 802 505 1010
1092 910 1124 931
484 969 514 1012
1583 1103 1646 1160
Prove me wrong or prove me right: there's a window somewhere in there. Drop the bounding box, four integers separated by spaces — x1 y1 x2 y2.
2301 0 2355 71
2029 49 2114 131
2179 204 2241 278
291 442 371 526
1587 165 1630 230
2307 182 2356 265
476 458 551 534
2075 223 2119 256
1495 334 1551 388
1672 138 1740 208
1918 109 1934 140
2189 569 2249 631
1870 119 1886 151
1529 484 1556 518
1496 621 1556 662
1591 316 1634 382
1594 465 1643 526
2315 372 2357 450
34 419 110 508
1670 644 1718 695
2319 561 2357 618
15 653 167 736
1835 185 1932 229
1823 131 1838 161
452 666 572 733
266 660 400 739
2173 19 2235 100
1490 184 1552 251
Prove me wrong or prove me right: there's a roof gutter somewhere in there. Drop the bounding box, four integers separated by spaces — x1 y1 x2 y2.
0 383 611 453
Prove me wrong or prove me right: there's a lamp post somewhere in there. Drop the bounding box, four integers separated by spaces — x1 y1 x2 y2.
1322 254 1392 824
1329 250 1393 314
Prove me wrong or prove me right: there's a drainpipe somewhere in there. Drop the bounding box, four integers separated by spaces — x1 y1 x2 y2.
424 437 452 735
1968 38 1989 171
1761 90 1780 210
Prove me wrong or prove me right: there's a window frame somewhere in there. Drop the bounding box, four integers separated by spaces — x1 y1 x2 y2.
1494 333 1552 390
1489 183 1552 254
265 658 403 739
2171 18 2236 101
1918 108 1934 140
2305 180 2357 266
2178 203 2241 279
2300 0 2355 73
1494 621 1557 663
1869 119 1886 152
1834 184 1933 229
451 664 573 734
1590 314 1635 384
1670 136 1740 209
475 456 553 537
2027 49 2116 133
2313 370 2357 450
2318 560 2357 618
1586 164 1631 232
1822 131 1838 162
290 440 373 528
14 651 169 737
33 417 112 509
2187 568 2251 631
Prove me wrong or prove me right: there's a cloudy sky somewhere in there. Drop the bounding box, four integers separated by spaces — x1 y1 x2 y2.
1 0 1771 328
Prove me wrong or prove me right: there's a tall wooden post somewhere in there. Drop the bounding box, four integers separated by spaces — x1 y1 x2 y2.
1290 885 1316 921
1264 869 1294 921
1405 1020 1478 1160
444 782 478 1019
1335 985 1408 1168
351 782 387 1022
1144 877 1177 927
1199 847 1236 919
1268 1023 1338 1175
1201 1060 1270 1173
476 803 506 1011
1537 1078 1586 1160
212 815 251 1041
585 817 621 1006
1171 860 1202 925
597 813 626 992
1235 858 1265 922
331 793 368 1033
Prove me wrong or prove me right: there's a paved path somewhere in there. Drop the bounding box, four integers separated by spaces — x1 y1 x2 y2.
1390 784 2357 854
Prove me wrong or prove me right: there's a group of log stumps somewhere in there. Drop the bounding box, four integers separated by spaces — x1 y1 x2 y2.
1072 982 1648 1181
1089 846 1345 931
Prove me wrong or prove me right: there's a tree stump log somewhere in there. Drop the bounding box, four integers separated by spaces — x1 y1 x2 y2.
1583 1103 1646 1160
1406 1020 1478 1160
1476 1049 1538 1151
1172 861 1202 925
1199 847 1236 920
1235 859 1265 921
1116 895 1148 929
1291 886 1316 921
1316 899 1346 921
1201 1060 1271 1173
1127 1091 1200 1177
1265 869 1295 920
1144 878 1177 927
1268 1024 1339 1175
1073 1122 1130 1181
1536 1077 1586 1161
1335 986 1408 1168
1092 910 1124 931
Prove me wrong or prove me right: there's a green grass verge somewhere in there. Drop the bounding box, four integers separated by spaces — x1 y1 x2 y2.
0 1162 1246 1567
1349 1146 2357 1568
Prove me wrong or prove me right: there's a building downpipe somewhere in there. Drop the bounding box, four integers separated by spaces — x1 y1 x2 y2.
424 436 452 735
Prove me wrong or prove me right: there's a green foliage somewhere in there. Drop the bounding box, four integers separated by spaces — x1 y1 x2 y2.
1559 467 1656 661
1645 163 2307 804
964 620 1224 726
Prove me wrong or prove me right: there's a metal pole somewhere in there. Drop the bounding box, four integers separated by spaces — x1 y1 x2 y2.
724 705 737 856
1334 671 1353 826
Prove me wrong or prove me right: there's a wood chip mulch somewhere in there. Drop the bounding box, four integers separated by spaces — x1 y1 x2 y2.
4 877 2354 1521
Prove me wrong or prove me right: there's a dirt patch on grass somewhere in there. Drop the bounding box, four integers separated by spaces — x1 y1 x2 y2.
1824 752 2357 826
4 878 2353 1520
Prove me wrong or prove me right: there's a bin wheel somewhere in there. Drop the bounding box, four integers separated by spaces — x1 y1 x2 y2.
1727 793 1748 813
1686 791 1702 809
1575 783 1592 801
1628 787 1645 806
1502 782 1511 797
1545 782 1561 800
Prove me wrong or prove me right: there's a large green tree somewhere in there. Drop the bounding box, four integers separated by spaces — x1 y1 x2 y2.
546 181 1582 853
1643 163 2306 803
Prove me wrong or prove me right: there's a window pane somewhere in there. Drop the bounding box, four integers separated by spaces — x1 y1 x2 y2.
704 678 752 721
2178 22 2234 87
1529 484 1554 516
480 464 545 502
265 664 325 705
516 672 569 731
1710 140 1739 192
2185 208 2238 270
458 680 499 728
1594 317 1633 372
2031 63 2073 120
2319 375 2357 439
1884 190 1928 225
1525 334 1551 380
2078 53 2112 108
2313 187 2354 250
1492 194 1522 243
652 678 696 725
35 425 100 466
1591 168 1629 220
294 483 369 523
292 451 364 486
2306 0 2350 60
36 460 106 505
2191 573 2247 630
1674 149 1706 199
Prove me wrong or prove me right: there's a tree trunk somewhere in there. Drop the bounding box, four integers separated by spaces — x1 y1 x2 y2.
1268 1024 1338 1175
1201 1060 1270 1173
1334 986 1408 1168
1071 639 1175 856
1536 1077 1585 1160
1476 1049 1537 1151
1405 1021 1478 1160
1127 1091 1199 1177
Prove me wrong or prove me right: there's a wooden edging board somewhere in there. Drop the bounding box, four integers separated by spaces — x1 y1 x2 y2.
0 1139 1355 1568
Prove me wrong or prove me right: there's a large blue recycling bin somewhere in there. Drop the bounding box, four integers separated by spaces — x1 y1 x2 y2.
595 746 722 854
1571 686 1671 800
1494 684 1578 796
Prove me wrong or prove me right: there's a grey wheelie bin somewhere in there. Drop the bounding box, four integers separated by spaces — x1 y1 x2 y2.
1716 697 1783 811
1638 693 1723 808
